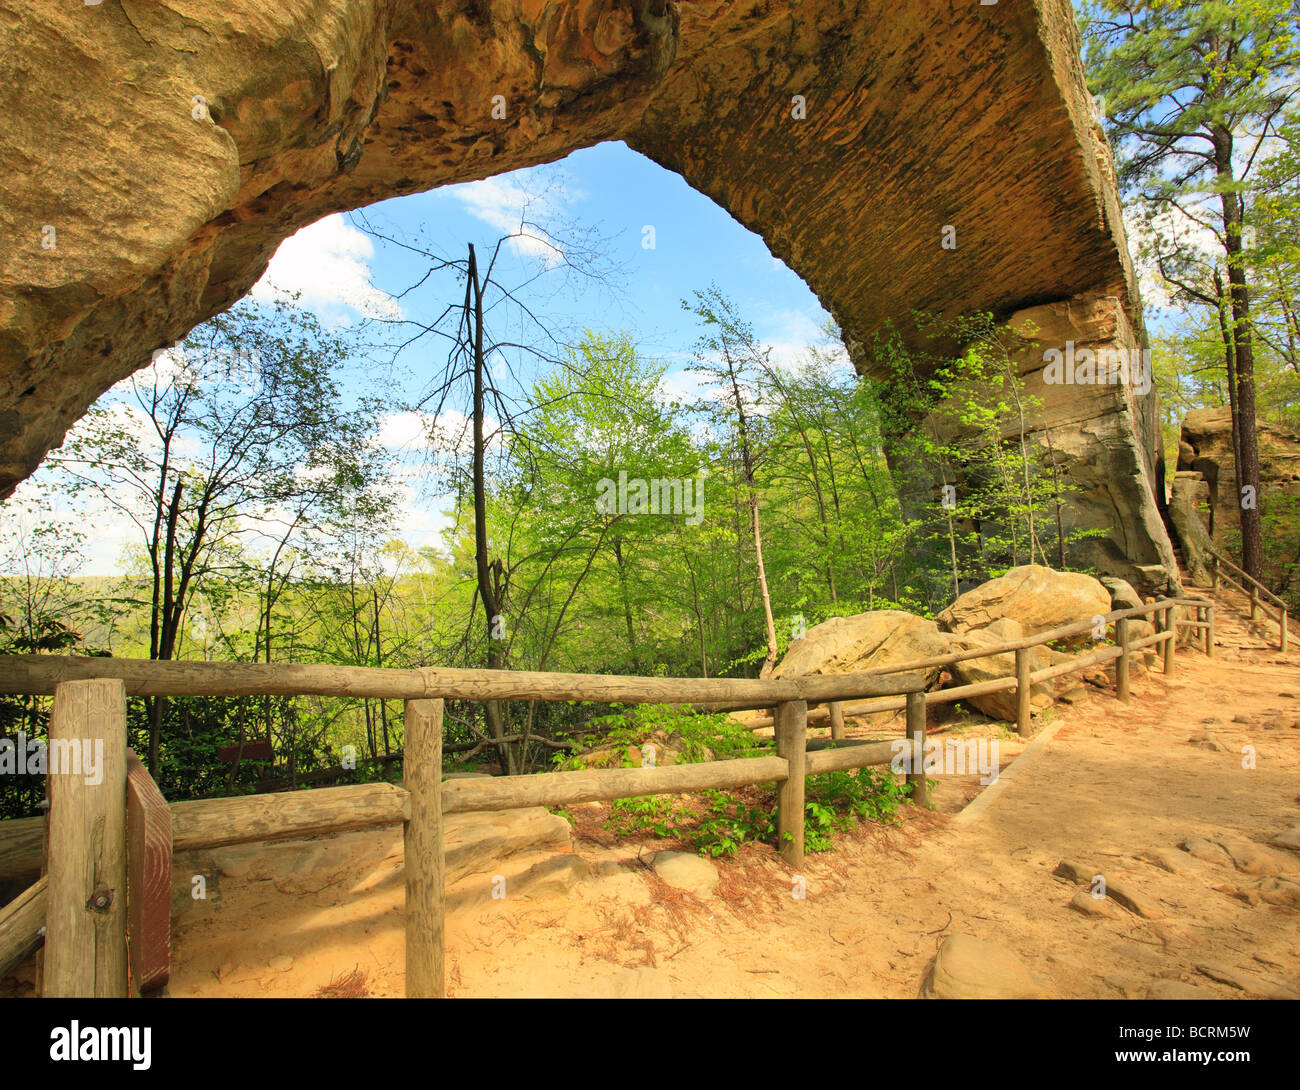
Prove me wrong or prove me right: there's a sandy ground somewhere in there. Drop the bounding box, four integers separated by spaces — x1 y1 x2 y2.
5 585 1296 999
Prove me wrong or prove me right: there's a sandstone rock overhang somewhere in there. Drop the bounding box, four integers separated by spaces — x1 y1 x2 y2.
0 0 1166 579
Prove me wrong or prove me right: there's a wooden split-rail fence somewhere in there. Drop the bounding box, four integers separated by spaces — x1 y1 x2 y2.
0 594 1214 998
1205 546 1289 651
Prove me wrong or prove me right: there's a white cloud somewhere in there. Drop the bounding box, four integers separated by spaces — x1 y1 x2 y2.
388 480 455 555
250 214 402 322
657 369 709 407
375 409 503 456
443 172 575 267
1123 201 1222 312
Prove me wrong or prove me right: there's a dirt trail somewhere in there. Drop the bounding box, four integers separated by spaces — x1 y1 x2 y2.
14 584 1291 1000
443 618 1299 999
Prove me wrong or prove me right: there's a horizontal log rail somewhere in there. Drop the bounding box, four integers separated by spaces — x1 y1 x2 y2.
1207 548 1287 608
858 597 1206 677
1210 561 1289 651
0 874 46 977
0 656 925 704
442 755 790 814
0 782 412 882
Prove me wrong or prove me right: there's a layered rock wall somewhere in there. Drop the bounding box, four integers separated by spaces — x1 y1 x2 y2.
0 0 1175 583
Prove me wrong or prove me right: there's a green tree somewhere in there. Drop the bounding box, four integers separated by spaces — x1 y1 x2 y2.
1083 0 1300 578
50 301 393 772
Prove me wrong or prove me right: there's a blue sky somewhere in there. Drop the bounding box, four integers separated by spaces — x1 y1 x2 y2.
256 140 839 389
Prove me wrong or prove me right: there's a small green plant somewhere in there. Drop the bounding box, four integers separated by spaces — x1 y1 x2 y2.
552 705 913 857
606 793 696 839
693 789 776 858
552 703 772 772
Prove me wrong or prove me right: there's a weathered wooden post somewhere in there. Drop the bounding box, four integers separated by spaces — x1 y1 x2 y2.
1014 647 1032 736
1162 605 1176 676
828 701 844 742
905 691 927 807
1282 607 1289 653
44 679 128 998
403 697 444 998
774 700 807 868
1250 584 1259 620
1115 617 1131 702
1205 603 1215 659
1211 556 1220 593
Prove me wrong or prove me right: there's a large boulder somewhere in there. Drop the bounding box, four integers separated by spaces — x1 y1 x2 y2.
1099 575 1154 643
936 565 1110 637
774 611 950 686
574 728 711 770
946 619 1052 722
1099 576 1141 611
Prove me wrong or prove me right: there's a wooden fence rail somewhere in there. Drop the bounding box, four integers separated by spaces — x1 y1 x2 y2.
0 593 1214 997
0 657 926 706
1209 554 1289 651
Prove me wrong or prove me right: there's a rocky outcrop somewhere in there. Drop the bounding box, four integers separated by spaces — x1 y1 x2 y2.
1178 408 1300 529
775 611 949 681
947 619 1052 721
1174 407 1300 584
1168 473 1217 587
891 296 1177 594
0 0 1173 586
937 564 1111 637
774 610 949 724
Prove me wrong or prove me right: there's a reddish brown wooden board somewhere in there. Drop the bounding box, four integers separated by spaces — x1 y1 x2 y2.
125 749 171 994
215 738 273 764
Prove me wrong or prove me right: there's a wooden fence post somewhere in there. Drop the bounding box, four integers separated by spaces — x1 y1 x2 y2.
1205 604 1215 659
774 700 807 868
905 691 927 807
1211 556 1220 593
828 701 844 742
1162 606 1176 676
1250 585 1259 620
1014 648 1032 736
1115 618 1131 702
44 679 128 998
403 697 444 998
1282 608 1289 653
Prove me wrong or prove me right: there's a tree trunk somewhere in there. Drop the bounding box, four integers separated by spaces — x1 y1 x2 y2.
467 245 517 776
1217 134 1264 579
725 366 778 678
612 536 641 672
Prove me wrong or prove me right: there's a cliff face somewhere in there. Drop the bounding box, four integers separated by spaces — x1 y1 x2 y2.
1173 408 1300 581
0 0 1174 583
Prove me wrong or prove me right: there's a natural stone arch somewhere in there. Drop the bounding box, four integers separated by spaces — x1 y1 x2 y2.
0 0 1175 588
